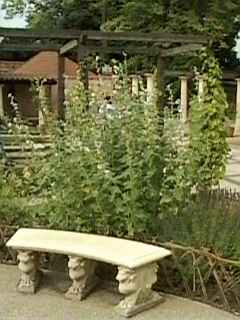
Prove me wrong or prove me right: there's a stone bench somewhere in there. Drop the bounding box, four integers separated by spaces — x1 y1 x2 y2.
6 228 171 317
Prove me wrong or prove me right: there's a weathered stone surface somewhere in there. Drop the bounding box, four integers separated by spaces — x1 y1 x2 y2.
7 228 171 269
65 256 98 301
17 251 41 294
7 228 171 316
116 263 163 317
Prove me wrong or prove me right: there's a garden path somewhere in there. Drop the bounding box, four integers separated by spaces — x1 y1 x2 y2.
221 137 240 191
0 264 238 320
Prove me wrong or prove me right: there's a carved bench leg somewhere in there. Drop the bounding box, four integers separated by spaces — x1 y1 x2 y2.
17 250 41 294
65 256 98 301
116 263 164 317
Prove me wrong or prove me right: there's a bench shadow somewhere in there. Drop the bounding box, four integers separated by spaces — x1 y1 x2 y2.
38 269 122 307
40 270 71 293
39 262 121 302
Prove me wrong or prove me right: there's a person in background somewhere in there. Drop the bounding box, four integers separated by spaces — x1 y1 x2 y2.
99 96 116 119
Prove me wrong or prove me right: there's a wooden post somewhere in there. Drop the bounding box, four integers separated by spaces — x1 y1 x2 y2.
78 35 89 91
234 78 240 136
179 76 188 123
57 52 65 120
156 55 166 130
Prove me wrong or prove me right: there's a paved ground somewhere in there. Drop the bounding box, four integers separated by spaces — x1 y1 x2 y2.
221 138 240 191
0 264 238 320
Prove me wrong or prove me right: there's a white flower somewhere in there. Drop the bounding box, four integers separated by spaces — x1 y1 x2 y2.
84 147 90 152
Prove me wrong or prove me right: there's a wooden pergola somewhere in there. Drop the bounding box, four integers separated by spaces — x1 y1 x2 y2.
0 27 208 119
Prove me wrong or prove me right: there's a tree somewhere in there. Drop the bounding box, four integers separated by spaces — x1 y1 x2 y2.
2 0 102 30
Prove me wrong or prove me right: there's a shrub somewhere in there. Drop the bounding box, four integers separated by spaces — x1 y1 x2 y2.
190 51 229 189
154 190 240 259
21 70 196 237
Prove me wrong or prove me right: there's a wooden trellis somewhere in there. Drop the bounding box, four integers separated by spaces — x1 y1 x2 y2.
0 27 208 119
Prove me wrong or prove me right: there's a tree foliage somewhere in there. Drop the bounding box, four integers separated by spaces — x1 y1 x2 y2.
2 0 102 30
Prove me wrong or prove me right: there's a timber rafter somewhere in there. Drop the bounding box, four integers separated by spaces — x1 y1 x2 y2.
0 27 208 56
0 27 208 121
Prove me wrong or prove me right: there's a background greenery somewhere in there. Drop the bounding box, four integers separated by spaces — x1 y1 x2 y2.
2 0 240 69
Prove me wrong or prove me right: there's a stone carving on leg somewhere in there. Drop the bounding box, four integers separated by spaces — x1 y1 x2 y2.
116 263 164 317
17 250 41 294
65 256 97 301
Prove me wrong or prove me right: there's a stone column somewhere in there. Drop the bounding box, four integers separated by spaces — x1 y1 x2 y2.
179 76 188 123
131 75 139 97
145 73 155 103
38 95 44 128
17 251 41 293
198 75 204 102
234 78 240 136
116 263 164 317
65 256 98 301
0 84 4 118
38 85 46 127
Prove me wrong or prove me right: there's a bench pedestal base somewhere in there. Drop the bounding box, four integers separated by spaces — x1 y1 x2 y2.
17 250 41 294
116 263 161 318
65 256 97 301
117 291 164 317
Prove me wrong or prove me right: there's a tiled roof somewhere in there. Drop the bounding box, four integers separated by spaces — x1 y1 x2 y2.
0 52 109 81
14 51 78 79
0 72 55 81
0 61 24 74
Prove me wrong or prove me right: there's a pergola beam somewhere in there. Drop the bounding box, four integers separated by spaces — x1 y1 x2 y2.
84 31 208 44
0 43 205 57
0 43 60 52
77 44 160 56
60 40 78 55
0 27 79 39
161 44 205 57
0 27 208 45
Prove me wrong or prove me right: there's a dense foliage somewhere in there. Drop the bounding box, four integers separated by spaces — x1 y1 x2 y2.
190 50 230 188
19 75 192 236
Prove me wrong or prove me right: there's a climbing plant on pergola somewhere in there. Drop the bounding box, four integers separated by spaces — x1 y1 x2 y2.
0 27 208 120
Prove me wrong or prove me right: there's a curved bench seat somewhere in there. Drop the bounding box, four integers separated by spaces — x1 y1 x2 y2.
7 228 170 269
6 228 171 318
